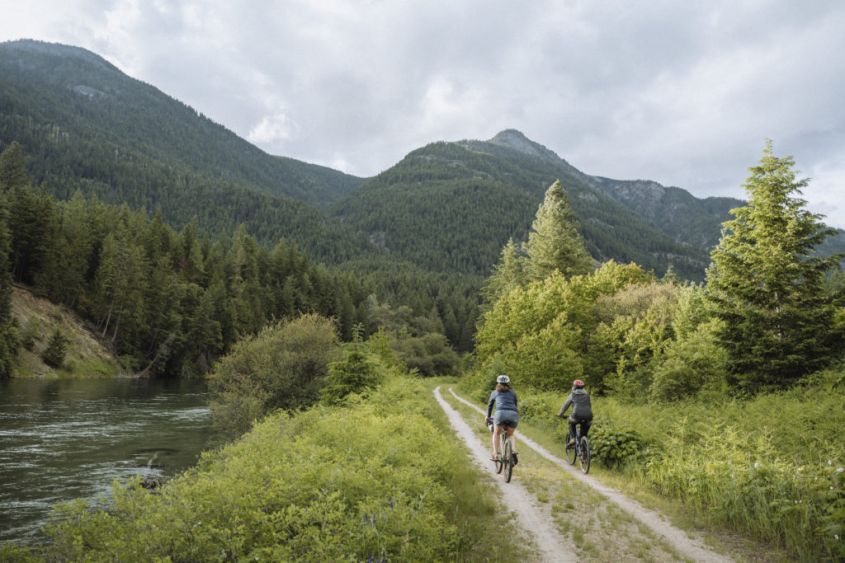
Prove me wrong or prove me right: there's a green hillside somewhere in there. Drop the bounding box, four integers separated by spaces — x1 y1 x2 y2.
0 39 370 263
334 130 713 279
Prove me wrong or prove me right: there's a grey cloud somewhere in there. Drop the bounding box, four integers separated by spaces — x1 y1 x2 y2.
2 0 843 226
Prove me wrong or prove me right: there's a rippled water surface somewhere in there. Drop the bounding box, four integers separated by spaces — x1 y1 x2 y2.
0 377 212 542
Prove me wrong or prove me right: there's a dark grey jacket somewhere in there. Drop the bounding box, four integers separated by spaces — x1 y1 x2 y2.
557 388 592 422
487 389 519 417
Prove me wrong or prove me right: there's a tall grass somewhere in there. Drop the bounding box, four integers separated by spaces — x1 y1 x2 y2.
461 369 845 561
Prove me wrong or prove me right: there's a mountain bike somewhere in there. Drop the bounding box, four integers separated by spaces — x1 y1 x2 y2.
565 424 591 474
487 417 515 483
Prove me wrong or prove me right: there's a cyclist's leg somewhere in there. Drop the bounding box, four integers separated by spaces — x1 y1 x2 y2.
505 424 517 453
568 420 577 445
581 419 592 438
491 424 501 458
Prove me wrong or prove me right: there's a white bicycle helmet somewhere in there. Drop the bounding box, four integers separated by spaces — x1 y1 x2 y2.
496 374 510 384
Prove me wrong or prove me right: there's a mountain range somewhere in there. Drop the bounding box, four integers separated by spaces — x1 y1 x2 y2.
2 39 841 280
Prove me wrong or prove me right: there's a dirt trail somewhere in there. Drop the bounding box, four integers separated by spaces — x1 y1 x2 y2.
446 387 733 563
433 386 576 562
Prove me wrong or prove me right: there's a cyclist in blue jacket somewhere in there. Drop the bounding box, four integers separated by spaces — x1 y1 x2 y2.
486 374 519 465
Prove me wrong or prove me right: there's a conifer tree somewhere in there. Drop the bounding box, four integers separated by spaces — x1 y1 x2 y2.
524 180 593 281
482 238 526 303
41 328 68 368
706 142 842 388
0 191 15 378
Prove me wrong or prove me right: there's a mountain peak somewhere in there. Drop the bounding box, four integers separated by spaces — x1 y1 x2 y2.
487 129 559 161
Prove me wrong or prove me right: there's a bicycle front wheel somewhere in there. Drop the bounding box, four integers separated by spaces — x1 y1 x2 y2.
503 438 513 483
579 437 591 474
565 431 576 465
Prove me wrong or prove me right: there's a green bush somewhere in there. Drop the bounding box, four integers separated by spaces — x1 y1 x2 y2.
650 319 728 402
589 424 649 468
209 314 340 437
391 332 459 376
320 348 385 405
40 328 68 368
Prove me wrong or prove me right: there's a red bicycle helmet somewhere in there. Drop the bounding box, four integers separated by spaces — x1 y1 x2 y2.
572 379 585 388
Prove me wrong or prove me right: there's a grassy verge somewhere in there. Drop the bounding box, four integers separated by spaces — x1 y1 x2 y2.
456 376 841 562
2 376 535 562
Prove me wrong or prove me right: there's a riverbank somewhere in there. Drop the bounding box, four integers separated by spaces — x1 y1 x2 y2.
11 286 121 378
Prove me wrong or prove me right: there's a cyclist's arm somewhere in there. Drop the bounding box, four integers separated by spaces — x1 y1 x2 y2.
557 395 572 418
486 392 496 418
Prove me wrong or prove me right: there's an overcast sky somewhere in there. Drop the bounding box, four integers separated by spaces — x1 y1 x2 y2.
3 0 844 226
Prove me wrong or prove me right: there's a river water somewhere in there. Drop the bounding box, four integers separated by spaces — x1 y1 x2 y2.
0 377 213 542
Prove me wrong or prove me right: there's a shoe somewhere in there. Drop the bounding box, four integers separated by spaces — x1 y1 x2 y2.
512 453 518 466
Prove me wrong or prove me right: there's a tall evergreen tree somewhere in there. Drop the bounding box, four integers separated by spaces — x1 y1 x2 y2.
706 142 842 389
524 180 593 281
482 238 526 304
0 190 16 378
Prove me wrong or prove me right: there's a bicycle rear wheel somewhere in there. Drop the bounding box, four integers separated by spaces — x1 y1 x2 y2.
503 438 513 483
579 437 591 474
564 431 577 465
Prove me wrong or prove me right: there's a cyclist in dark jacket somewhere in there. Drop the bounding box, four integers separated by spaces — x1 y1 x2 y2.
557 379 592 447
486 374 519 465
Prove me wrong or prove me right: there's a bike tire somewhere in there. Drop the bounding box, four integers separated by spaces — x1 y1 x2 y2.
564 431 577 465
579 437 591 474
503 438 513 483
494 431 504 474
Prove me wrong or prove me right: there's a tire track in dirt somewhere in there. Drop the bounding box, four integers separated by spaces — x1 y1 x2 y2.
433 386 576 563
447 387 732 563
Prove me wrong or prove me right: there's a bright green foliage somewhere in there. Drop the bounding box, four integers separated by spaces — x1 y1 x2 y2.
27 377 528 562
482 238 526 304
707 142 843 389
524 180 593 281
40 328 68 368
209 314 340 437
475 261 653 390
320 348 385 404
599 282 682 397
650 319 728 402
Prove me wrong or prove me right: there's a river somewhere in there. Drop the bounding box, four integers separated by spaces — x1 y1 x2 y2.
0 377 213 543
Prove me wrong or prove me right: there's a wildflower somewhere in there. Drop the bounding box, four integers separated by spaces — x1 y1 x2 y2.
753 462 761 469
828 460 833 466
836 467 844 474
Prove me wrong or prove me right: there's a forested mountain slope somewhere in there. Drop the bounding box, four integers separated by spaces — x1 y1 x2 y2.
333 130 714 279
334 129 845 278
0 39 370 262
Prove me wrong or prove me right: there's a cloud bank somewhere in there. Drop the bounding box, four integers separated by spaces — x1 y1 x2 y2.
2 0 844 226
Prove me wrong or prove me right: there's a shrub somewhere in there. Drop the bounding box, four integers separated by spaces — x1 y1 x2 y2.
391 332 459 376
650 319 728 402
209 314 340 437
590 424 649 468
41 328 68 368
320 348 385 405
